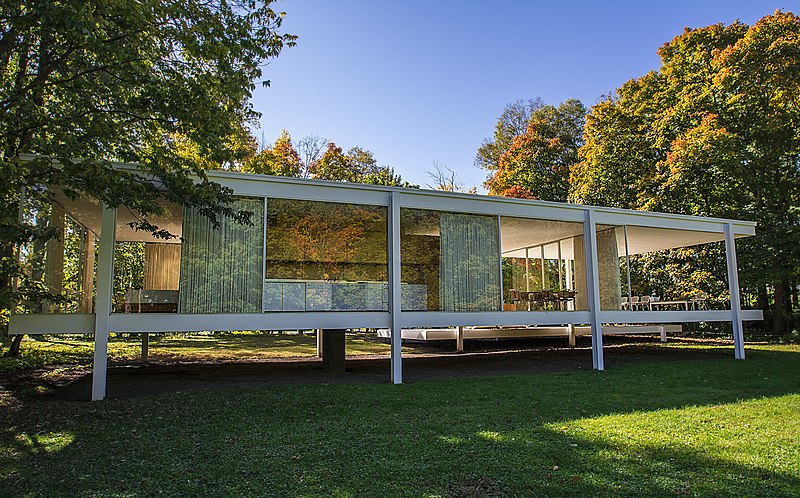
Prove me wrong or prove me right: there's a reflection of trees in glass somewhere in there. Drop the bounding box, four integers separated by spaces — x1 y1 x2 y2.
266 199 387 283
401 209 441 311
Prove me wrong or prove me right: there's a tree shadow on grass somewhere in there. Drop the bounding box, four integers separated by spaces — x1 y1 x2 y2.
0 337 785 403
1 347 798 496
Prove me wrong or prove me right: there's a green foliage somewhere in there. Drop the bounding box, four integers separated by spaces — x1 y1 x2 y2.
0 0 296 335
243 132 415 187
570 11 800 334
311 142 414 187
476 98 546 172
486 99 586 201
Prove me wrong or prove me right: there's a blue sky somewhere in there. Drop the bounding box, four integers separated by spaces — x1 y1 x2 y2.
253 0 793 191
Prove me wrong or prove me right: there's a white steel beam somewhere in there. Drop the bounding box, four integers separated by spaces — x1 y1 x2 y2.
583 210 604 370
12 309 762 336
724 223 745 359
402 310 592 328
109 311 391 333
91 205 116 401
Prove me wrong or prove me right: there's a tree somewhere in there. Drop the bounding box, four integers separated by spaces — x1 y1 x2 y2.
426 161 477 193
571 11 800 335
313 143 353 181
476 98 545 172
296 135 329 178
0 0 296 355
485 99 586 201
309 142 414 187
243 130 302 176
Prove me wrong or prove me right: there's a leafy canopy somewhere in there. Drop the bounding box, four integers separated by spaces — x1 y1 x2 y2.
0 0 295 333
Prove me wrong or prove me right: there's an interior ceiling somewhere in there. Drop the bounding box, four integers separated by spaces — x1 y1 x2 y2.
50 189 183 243
501 217 585 256
503 221 741 259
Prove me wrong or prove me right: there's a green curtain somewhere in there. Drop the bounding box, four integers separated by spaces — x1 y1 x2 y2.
179 198 265 313
439 213 501 311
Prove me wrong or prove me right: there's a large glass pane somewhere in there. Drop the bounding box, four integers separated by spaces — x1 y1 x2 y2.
265 199 388 311
500 216 586 311
624 225 730 312
17 192 97 314
112 196 265 314
112 199 184 313
401 209 501 312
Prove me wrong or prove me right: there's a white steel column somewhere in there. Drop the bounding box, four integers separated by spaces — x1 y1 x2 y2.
389 192 402 383
583 210 604 370
524 248 531 292
91 204 116 401
497 215 504 311
724 223 745 360
540 245 546 290
557 241 563 290
565 254 573 290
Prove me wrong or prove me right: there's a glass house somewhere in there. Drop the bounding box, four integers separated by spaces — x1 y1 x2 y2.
10 161 762 400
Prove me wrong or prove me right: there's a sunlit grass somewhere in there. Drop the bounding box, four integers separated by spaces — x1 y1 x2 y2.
1 345 798 496
543 394 800 495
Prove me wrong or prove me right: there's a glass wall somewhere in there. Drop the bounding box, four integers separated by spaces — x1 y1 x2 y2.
623 225 730 312
401 209 501 312
500 216 587 311
17 192 97 314
265 199 388 311
112 199 184 313
112 197 265 314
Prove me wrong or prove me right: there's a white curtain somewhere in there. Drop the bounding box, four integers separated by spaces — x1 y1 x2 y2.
179 198 264 313
439 213 501 311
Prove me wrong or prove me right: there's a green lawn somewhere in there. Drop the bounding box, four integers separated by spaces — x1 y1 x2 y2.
1 344 798 496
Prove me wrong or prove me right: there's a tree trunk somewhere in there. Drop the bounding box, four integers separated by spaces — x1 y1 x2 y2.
758 284 770 333
773 283 786 335
782 280 793 336
6 334 22 357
